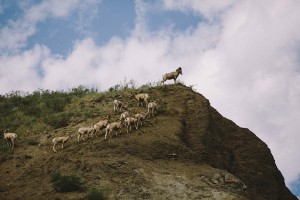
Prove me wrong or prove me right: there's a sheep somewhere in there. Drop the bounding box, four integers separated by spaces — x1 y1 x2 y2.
113 99 127 113
124 116 138 133
77 126 95 142
93 115 110 136
38 133 52 147
120 111 130 124
105 121 123 140
161 67 183 85
147 99 160 117
3 129 17 149
52 134 72 152
134 112 148 128
130 92 149 107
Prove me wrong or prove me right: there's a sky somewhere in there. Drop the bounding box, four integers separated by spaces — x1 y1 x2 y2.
0 0 299 197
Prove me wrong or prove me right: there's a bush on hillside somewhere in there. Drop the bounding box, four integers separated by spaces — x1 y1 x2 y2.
50 171 84 192
87 188 106 200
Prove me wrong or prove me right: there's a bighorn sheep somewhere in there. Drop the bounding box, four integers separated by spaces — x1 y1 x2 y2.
105 121 123 140
147 99 160 117
120 111 130 124
93 115 110 136
38 133 52 147
134 112 148 128
113 99 127 113
3 129 17 149
124 116 138 133
130 92 149 107
77 126 95 142
161 67 183 85
52 134 72 152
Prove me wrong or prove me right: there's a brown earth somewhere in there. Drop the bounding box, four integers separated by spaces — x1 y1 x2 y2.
0 84 297 200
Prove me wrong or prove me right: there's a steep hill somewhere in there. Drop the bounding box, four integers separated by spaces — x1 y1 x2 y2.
0 84 297 200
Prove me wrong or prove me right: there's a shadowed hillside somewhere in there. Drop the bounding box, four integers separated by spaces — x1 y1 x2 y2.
0 84 297 200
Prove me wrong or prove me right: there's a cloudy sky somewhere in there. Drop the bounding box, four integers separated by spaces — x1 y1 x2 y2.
1 0 300 197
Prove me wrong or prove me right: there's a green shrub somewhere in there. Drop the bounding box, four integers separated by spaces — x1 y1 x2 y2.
87 188 106 200
0 143 11 153
45 112 72 129
26 139 39 146
50 171 84 192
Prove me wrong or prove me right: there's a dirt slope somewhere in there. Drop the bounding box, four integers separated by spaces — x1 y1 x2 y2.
0 84 297 200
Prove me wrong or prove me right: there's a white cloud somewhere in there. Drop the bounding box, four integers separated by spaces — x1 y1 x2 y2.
0 0 300 194
0 45 50 93
0 0 81 53
74 0 103 36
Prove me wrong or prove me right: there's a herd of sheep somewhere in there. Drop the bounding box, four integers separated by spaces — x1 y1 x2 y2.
2 67 183 153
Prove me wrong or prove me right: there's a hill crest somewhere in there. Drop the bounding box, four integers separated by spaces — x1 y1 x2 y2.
0 84 297 200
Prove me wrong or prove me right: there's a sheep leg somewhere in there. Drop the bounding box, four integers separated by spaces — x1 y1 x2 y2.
53 144 57 152
105 129 110 140
61 142 64 149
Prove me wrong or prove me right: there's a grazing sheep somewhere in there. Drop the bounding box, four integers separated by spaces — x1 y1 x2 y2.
38 133 52 147
77 126 95 142
161 67 183 85
113 99 127 113
93 115 110 136
105 121 123 140
52 134 72 152
120 111 130 124
147 99 160 117
130 92 150 107
134 112 148 128
3 129 17 149
124 116 138 133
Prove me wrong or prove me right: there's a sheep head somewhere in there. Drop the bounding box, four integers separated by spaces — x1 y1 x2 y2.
176 67 183 75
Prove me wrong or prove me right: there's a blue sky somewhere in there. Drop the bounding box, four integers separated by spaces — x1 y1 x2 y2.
0 0 300 197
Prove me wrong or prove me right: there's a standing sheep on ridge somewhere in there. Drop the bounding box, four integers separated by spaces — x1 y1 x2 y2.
3 129 17 149
161 67 183 85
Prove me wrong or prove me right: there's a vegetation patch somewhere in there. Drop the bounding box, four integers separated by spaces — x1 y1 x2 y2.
87 188 106 200
50 170 84 192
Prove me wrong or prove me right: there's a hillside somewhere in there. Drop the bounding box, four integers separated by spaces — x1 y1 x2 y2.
0 84 298 200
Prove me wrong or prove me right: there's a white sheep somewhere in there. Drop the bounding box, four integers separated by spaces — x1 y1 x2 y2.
3 129 17 149
124 116 138 133
120 111 130 124
130 92 149 107
77 126 95 142
38 133 52 147
134 112 148 128
147 99 160 117
113 99 127 113
161 67 183 85
93 115 110 136
105 121 123 140
52 134 72 152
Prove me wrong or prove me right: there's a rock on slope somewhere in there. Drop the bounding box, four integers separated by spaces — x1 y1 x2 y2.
0 84 297 200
